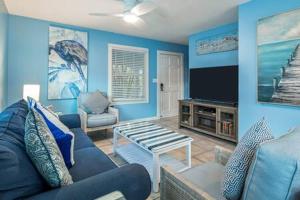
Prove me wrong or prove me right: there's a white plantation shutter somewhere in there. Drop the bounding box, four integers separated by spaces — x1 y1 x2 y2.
109 44 149 104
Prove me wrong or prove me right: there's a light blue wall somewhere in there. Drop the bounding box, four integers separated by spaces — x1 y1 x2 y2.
7 15 188 121
239 0 300 138
0 3 8 110
189 23 238 68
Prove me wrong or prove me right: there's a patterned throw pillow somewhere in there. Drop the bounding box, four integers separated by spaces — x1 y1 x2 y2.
28 97 75 168
221 118 273 200
24 109 73 187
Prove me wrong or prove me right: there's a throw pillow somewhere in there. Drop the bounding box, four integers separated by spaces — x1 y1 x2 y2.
79 90 110 114
28 97 75 168
242 127 300 200
221 117 273 200
24 109 73 187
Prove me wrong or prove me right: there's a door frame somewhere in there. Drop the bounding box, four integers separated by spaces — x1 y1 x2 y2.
157 50 184 118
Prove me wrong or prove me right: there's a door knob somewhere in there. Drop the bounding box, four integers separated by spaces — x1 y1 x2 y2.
160 83 164 91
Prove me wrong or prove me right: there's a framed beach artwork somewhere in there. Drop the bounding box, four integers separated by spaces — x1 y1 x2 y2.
257 8 300 106
195 30 238 55
48 26 88 100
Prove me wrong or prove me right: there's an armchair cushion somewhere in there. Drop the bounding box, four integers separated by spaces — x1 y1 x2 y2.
87 113 117 128
242 127 300 200
181 162 225 199
79 91 110 114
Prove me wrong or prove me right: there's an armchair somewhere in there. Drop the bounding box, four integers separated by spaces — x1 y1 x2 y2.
77 91 119 133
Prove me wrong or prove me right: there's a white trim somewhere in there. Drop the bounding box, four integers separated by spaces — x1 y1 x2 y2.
157 51 184 118
119 116 159 124
108 43 149 105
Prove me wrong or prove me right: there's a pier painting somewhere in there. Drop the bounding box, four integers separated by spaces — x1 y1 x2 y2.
257 8 300 106
195 30 238 55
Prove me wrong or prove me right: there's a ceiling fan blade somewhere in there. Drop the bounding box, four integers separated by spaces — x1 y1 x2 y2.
131 1 156 16
89 13 123 17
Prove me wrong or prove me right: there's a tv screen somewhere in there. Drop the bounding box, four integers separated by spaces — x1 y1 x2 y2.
189 66 238 103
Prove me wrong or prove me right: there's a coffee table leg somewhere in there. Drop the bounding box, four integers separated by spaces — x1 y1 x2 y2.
113 129 118 156
186 142 191 168
152 153 160 193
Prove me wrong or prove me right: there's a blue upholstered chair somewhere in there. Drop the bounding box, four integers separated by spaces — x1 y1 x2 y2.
77 91 119 133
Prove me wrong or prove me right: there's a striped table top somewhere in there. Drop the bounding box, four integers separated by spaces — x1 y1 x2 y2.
113 121 193 153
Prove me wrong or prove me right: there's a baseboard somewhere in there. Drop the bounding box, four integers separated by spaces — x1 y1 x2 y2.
120 116 160 124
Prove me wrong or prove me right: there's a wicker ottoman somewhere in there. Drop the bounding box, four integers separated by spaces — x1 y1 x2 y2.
160 146 232 200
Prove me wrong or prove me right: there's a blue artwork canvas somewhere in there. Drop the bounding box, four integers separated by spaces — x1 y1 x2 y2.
48 26 88 99
195 30 238 55
258 8 300 106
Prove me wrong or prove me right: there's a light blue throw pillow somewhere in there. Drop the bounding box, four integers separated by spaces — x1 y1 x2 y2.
242 127 300 200
221 118 273 200
28 97 75 168
25 109 73 187
79 90 110 114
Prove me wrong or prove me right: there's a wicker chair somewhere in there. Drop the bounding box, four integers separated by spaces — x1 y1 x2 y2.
77 91 119 133
160 146 233 200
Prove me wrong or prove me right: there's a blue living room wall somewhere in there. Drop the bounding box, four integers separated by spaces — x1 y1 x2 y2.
0 3 8 110
189 23 238 68
7 15 188 121
239 0 300 138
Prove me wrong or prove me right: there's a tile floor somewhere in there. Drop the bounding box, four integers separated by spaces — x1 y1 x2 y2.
90 116 235 167
88 116 236 200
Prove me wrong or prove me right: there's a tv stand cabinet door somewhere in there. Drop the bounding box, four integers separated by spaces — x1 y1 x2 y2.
217 107 237 142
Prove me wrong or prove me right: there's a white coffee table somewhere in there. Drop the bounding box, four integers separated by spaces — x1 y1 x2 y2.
113 121 193 192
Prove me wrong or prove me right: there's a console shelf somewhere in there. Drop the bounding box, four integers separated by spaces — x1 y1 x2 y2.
179 100 238 143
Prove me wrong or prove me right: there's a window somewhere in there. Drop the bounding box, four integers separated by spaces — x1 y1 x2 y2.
108 44 149 104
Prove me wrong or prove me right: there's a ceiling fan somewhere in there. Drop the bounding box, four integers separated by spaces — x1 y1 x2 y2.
89 0 157 24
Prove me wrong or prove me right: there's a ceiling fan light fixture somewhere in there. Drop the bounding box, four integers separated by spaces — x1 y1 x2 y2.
123 13 139 23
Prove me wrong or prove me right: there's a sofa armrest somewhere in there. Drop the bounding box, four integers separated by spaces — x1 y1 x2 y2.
78 107 88 132
214 146 233 166
59 114 81 129
27 164 151 200
108 106 119 123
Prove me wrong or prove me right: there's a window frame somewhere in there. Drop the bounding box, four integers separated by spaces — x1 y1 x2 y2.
108 43 149 105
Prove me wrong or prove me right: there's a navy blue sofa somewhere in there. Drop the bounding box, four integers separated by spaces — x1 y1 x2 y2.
0 100 151 200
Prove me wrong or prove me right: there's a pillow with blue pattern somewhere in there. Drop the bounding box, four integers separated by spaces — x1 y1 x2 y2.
27 97 75 168
221 117 273 200
25 109 73 187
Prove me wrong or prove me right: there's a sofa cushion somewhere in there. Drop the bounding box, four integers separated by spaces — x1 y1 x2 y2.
0 141 47 200
87 113 117 128
79 91 110 114
25 109 73 187
0 100 47 199
28 97 75 168
71 128 95 150
0 99 28 146
69 147 117 182
242 127 300 200
182 162 225 199
221 118 273 200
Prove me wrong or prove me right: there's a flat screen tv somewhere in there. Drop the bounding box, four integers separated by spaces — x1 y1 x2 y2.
189 66 238 104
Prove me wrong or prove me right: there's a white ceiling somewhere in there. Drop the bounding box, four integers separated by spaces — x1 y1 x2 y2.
4 0 248 44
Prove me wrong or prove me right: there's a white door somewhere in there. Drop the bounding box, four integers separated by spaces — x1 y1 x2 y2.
158 52 183 118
